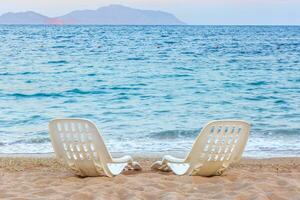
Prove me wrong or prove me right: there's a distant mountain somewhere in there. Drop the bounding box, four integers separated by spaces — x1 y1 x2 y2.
0 5 185 25
0 11 48 24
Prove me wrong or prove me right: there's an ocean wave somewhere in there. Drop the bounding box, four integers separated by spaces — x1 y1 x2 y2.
0 72 13 76
248 81 269 86
223 82 241 88
148 130 199 139
181 51 195 55
161 74 191 78
9 137 50 145
20 71 41 75
274 99 287 104
52 45 66 48
110 86 141 91
148 128 300 140
65 88 108 95
263 128 300 136
8 88 110 98
27 137 51 144
174 67 194 71
164 41 176 44
14 115 46 125
244 96 271 101
53 35 74 39
0 71 40 76
47 60 69 64
126 57 146 61
10 92 64 98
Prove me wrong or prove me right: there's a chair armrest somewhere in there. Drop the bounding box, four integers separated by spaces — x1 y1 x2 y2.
163 155 185 163
112 155 133 163
107 163 128 176
168 163 190 175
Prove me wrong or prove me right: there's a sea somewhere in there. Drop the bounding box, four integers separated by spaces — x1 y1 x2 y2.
0 25 299 157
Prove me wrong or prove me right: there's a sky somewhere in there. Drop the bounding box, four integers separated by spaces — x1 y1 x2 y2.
0 0 300 25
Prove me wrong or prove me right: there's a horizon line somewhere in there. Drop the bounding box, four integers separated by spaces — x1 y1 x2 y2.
0 24 300 26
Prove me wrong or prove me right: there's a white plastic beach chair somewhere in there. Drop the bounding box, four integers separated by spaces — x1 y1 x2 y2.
151 120 250 176
49 118 141 177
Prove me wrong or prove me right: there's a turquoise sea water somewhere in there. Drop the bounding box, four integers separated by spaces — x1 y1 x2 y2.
0 25 299 157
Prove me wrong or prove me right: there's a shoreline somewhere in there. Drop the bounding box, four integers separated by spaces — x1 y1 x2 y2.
1 152 300 159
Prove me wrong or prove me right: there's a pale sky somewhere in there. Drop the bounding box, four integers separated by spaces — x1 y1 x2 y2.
0 0 300 25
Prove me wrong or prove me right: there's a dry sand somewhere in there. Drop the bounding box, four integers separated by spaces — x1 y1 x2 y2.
0 156 299 200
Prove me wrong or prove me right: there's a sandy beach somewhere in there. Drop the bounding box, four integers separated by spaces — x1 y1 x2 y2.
0 155 299 200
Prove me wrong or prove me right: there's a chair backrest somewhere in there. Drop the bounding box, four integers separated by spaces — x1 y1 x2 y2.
49 119 113 176
186 120 250 175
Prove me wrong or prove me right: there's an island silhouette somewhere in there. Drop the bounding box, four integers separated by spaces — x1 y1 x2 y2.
0 4 185 25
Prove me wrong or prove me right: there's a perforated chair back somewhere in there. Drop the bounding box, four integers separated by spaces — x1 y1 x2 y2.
49 118 113 176
186 120 250 176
